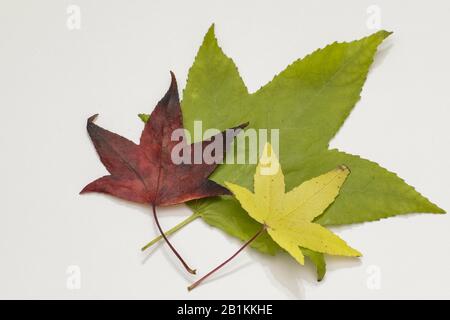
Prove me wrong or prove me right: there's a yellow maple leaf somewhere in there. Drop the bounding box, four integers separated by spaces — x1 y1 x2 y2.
225 143 361 265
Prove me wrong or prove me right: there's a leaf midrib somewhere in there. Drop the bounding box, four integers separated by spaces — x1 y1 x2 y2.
96 134 150 192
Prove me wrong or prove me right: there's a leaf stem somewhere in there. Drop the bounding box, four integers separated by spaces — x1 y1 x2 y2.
141 212 202 251
152 203 197 275
188 224 267 291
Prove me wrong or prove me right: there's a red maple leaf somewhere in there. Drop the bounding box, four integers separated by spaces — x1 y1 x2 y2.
81 72 246 274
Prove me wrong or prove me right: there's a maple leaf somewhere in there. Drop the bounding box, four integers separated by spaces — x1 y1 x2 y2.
81 72 246 274
141 25 444 279
226 144 361 261
188 143 360 290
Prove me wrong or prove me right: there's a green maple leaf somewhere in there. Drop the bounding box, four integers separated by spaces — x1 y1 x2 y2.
141 25 444 279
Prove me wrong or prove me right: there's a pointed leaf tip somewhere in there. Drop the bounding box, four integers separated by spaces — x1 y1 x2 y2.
87 114 99 124
375 29 393 40
79 183 91 195
169 71 178 91
204 23 217 43
156 72 180 107
208 23 215 33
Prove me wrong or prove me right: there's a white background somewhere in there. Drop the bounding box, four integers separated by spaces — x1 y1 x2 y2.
1 0 449 299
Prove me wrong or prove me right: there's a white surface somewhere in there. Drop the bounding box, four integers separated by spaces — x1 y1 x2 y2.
0 0 449 299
